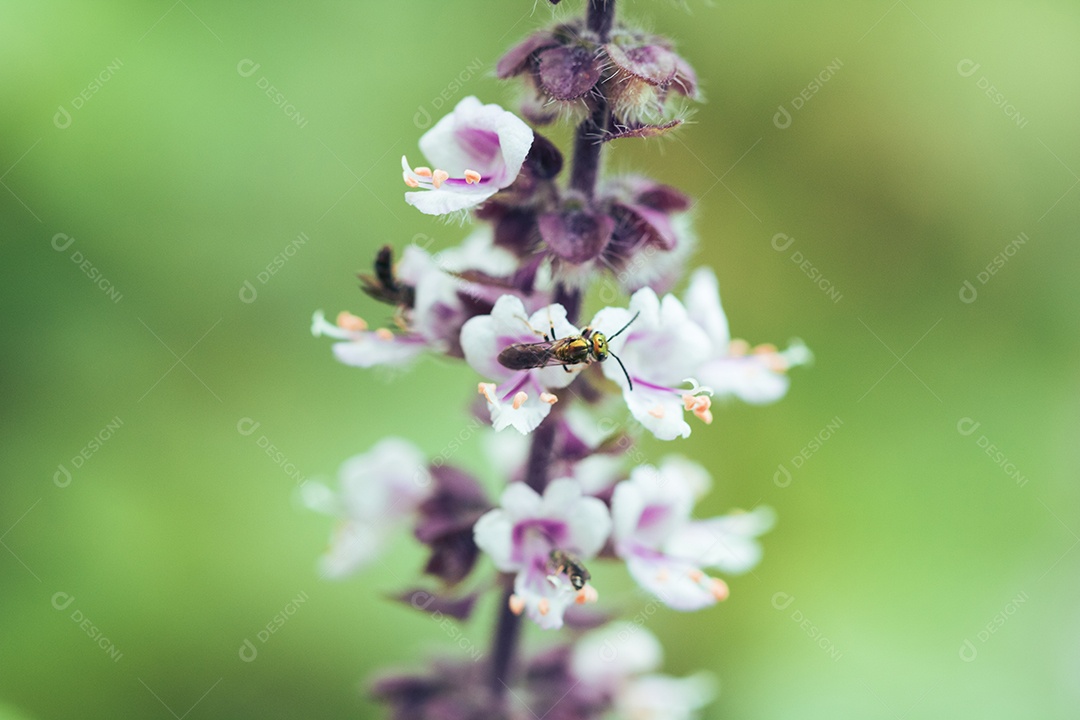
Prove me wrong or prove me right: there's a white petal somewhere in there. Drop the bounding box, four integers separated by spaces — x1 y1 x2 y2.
485 387 554 434
563 495 613 559
666 507 775 574
494 109 534 181
617 672 716 720
311 310 353 340
625 552 718 611
405 186 498 216
513 564 577 630
622 385 691 441
683 267 730 348
299 480 339 516
331 336 427 368
571 622 664 686
611 477 647 545
570 454 625 495
320 520 384 579
697 356 791 404
473 508 518 571
338 437 430 521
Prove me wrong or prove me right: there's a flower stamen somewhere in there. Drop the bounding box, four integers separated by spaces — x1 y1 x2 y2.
336 311 367 332
478 382 497 404
539 392 558 405
464 169 482 184
512 391 528 410
431 169 450 189
508 594 525 615
575 585 599 604
375 328 394 341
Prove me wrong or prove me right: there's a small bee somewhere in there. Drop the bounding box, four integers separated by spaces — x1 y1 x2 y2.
497 311 640 390
359 245 414 308
548 549 591 591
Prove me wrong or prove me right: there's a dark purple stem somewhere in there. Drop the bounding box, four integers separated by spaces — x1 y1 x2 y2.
554 283 581 326
489 572 521 699
569 0 615 199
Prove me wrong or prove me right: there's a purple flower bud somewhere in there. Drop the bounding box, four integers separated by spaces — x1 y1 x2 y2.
537 45 603 101
539 208 615 264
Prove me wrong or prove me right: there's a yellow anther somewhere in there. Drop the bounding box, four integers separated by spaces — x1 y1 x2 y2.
512 391 528 410
539 392 558 405
413 166 433 178
336 311 367 332
432 169 450 188
464 169 482 184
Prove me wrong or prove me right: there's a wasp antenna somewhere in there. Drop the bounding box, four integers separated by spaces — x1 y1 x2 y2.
611 350 634 391
607 311 641 341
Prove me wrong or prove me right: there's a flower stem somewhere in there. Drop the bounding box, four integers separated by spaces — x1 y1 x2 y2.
569 0 616 199
489 572 521 699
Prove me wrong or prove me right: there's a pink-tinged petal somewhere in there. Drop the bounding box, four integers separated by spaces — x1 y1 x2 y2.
570 622 664 686
473 508 516 571
570 454 625 495
666 507 775 574
612 464 694 547
416 97 533 186
540 477 583 515
461 295 530 380
683 267 730 349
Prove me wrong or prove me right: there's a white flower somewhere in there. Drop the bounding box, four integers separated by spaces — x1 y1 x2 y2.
571 623 716 720
301 438 431 578
402 96 534 215
611 457 774 610
460 295 581 434
473 478 611 629
590 287 713 440
684 267 811 403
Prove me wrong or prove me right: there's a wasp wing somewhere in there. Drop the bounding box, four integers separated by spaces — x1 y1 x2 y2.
497 342 574 371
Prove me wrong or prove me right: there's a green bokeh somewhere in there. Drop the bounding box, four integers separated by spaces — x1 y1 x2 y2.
3 1 1078 718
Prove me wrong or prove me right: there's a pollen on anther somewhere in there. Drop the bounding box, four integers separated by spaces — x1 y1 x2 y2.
576 585 598 604
687 568 704 583
478 382 497 403
464 169 482 184
538 598 550 616
336 311 367 332
375 328 394 341
512 391 528 410
403 172 420 188
432 169 450 189
710 578 730 601
413 166 433 178
540 392 558 405
508 594 525 615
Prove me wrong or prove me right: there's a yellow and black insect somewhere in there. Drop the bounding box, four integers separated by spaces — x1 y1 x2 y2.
497 311 640 390
548 549 591 591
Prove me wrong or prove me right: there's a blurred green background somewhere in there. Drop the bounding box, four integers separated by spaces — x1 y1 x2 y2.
3 1 1078 718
